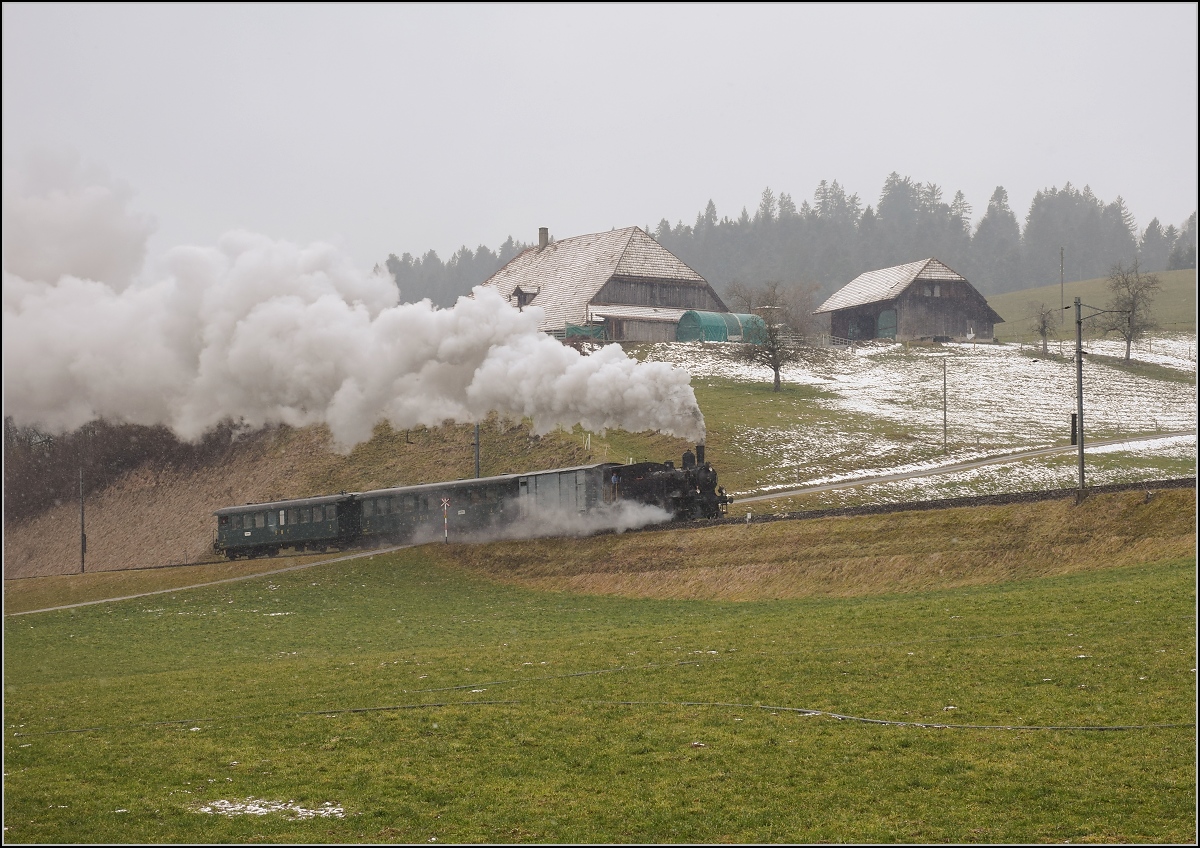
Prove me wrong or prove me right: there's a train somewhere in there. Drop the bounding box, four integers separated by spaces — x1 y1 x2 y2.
212 444 731 560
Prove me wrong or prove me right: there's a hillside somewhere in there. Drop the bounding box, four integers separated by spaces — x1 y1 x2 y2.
988 267 1196 342
2 419 686 580
435 486 1195 601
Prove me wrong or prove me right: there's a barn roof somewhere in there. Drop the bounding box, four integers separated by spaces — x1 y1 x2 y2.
585 304 689 324
814 258 970 314
479 226 711 331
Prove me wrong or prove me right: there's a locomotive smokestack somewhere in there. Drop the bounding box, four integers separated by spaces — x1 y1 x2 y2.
695 444 705 465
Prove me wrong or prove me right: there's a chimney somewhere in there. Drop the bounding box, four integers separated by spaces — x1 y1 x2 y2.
538 227 549 250
695 444 705 465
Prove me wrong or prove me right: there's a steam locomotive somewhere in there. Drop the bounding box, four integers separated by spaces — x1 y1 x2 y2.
212 445 731 560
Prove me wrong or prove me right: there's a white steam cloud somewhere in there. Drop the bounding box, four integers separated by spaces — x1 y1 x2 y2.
2 159 705 448
409 500 675 546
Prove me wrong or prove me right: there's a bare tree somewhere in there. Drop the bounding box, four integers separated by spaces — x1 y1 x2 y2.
1102 259 1161 362
1028 302 1057 356
726 281 814 392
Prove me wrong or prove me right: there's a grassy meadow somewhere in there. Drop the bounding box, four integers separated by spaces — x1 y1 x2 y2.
988 268 1196 343
4 490 1196 844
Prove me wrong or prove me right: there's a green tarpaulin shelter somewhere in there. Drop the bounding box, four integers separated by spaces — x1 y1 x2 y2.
676 311 767 343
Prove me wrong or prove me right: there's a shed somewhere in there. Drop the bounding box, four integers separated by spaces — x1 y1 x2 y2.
814 258 1003 342
478 226 728 342
676 311 768 343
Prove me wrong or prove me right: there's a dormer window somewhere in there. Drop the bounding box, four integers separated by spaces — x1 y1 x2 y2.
513 286 539 310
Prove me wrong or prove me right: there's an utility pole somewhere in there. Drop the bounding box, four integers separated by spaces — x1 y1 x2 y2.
1060 247 1065 326
1074 297 1085 498
942 357 948 453
79 467 86 573
474 423 480 478
1069 297 1128 502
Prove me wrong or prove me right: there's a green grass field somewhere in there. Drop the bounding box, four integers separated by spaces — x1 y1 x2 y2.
989 268 1196 342
4 492 1195 844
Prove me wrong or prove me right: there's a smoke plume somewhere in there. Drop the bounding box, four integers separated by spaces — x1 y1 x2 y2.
409 500 674 547
2 162 705 448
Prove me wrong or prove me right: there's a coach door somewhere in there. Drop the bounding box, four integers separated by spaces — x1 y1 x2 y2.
572 470 588 512
517 476 532 518
337 499 360 540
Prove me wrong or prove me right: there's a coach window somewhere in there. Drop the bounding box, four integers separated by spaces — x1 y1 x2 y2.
325 505 337 522
255 513 266 529
288 508 299 524
279 510 287 526
230 515 241 529
364 500 375 518
298 507 309 523
267 511 278 528
403 495 416 513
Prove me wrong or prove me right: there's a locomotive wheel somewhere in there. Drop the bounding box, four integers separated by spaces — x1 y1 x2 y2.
267 546 280 557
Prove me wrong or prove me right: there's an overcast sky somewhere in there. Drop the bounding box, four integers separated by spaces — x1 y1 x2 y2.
4 2 1197 273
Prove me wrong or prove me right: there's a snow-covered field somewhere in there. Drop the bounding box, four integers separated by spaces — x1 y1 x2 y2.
642 333 1197 500
1053 334 1197 373
755 434 1198 510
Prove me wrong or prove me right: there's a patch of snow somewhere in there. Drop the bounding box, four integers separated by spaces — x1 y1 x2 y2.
196 798 344 819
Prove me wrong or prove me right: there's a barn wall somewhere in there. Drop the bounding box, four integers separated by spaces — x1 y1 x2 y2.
828 306 880 341
897 282 995 340
605 318 678 343
595 278 724 310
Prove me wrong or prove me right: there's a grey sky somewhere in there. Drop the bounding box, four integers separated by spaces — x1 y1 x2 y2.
4 2 1197 275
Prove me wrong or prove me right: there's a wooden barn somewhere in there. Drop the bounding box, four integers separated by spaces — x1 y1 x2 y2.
479 226 728 342
814 258 1003 342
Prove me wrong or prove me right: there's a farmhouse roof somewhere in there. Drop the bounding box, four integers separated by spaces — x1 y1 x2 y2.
586 304 690 324
814 258 971 314
479 226 713 330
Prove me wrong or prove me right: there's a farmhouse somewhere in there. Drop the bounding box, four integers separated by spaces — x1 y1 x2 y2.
814 258 1003 342
479 226 728 342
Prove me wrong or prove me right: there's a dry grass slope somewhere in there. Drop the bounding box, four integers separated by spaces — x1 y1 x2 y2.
434 488 1196 601
2 417 686 579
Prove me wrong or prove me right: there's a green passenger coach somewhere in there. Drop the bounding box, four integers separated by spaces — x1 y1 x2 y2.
213 494 358 559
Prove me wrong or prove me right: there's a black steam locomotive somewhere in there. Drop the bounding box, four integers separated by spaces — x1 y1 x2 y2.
212 445 731 560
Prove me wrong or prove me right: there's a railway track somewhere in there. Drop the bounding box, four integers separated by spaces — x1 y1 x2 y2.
671 476 1197 532
736 430 1196 505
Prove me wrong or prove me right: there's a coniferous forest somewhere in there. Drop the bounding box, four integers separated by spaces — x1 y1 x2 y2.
385 173 1197 307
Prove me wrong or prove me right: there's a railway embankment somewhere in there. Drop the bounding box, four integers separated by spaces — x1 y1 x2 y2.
438 483 1196 601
